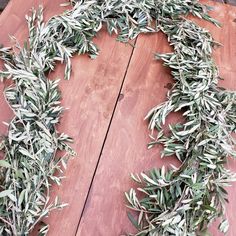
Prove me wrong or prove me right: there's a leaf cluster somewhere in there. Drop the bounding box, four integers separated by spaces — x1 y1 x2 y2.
0 0 235 235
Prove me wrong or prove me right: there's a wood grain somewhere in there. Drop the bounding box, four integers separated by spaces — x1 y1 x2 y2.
77 2 236 236
0 0 236 235
77 31 182 236
0 1 134 235
44 33 134 236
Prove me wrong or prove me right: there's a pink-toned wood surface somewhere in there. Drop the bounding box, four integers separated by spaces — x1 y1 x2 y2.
77 32 180 236
0 0 134 235
45 32 133 236
77 1 236 236
0 0 236 236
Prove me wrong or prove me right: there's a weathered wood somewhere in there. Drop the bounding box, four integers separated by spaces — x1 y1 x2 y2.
77 1 236 236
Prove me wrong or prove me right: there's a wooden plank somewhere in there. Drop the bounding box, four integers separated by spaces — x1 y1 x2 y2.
44 35 134 236
0 0 134 235
77 1 236 236
77 31 180 236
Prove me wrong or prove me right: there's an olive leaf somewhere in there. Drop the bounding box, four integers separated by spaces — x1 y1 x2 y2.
0 0 235 235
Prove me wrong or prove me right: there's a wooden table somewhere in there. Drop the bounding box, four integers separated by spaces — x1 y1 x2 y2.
1 0 236 11
0 0 236 235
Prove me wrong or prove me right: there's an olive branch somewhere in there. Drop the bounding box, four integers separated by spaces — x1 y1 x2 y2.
0 0 235 235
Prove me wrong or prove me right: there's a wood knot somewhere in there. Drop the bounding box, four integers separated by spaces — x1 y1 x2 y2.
118 93 124 101
164 83 172 90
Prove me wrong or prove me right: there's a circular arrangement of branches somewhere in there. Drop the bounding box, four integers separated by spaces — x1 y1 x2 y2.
0 0 235 235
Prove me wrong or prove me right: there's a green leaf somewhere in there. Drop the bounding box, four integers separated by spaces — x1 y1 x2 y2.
0 160 11 168
0 190 13 198
127 212 140 230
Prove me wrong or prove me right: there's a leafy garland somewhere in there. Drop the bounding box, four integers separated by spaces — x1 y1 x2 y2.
126 18 236 236
0 0 235 235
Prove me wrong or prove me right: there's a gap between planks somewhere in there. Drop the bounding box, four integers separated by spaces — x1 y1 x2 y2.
74 38 138 235
75 1 236 235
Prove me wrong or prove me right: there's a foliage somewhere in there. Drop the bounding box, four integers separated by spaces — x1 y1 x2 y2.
0 0 235 235
0 8 76 236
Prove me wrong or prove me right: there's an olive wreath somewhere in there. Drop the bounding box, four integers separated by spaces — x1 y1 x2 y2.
0 0 235 235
